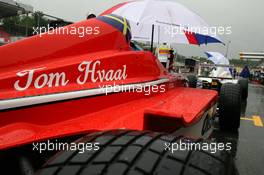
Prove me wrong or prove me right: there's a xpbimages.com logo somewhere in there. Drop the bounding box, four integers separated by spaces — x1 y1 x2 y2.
32 140 100 154
163 25 232 37
164 140 232 154
32 25 101 37
99 82 166 96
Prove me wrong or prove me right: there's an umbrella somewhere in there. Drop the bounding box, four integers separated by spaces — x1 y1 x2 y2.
205 52 230 65
101 0 223 50
205 52 232 78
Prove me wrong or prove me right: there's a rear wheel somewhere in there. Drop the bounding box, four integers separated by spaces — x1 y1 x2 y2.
38 130 237 175
238 78 248 100
187 75 197 88
219 83 242 132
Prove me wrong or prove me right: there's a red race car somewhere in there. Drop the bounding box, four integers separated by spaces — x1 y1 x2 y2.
0 15 239 175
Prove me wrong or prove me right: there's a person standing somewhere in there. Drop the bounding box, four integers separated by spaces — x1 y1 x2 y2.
233 68 237 78
240 65 250 78
168 49 175 72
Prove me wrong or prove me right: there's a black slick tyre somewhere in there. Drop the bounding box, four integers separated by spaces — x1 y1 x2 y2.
238 78 248 100
38 130 237 175
219 83 242 132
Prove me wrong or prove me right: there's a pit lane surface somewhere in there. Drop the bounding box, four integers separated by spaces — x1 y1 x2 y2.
213 84 264 175
237 84 264 175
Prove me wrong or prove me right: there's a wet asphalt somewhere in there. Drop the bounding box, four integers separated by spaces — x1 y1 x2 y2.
212 84 264 175
237 84 264 175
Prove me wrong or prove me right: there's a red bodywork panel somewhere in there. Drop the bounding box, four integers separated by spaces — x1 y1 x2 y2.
0 17 218 150
0 87 217 150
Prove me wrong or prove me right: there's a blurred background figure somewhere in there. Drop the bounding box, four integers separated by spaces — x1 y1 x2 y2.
233 68 237 78
168 49 175 72
240 65 251 78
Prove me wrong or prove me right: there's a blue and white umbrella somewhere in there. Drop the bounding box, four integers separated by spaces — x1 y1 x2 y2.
205 52 232 78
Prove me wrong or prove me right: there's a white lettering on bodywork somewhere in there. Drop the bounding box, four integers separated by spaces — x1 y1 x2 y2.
13 60 127 91
14 67 69 91
77 61 127 84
